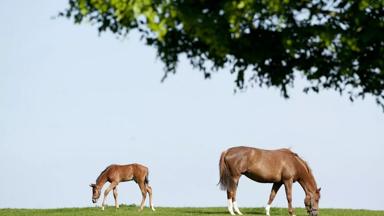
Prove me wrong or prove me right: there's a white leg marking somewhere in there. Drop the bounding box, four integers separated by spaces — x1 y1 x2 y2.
227 199 235 215
233 201 243 215
265 204 271 216
102 195 107 211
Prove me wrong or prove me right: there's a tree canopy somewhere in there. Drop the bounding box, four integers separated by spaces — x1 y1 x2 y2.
62 0 384 108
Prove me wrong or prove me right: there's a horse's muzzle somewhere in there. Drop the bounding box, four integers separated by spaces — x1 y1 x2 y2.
92 199 97 203
309 209 319 216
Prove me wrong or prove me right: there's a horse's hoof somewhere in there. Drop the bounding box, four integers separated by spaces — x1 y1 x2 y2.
151 207 156 211
101 207 105 211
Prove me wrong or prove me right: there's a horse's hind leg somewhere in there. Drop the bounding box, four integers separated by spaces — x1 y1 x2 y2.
138 182 147 211
227 190 235 215
227 175 242 215
265 183 282 216
113 186 119 209
232 185 243 215
146 185 155 211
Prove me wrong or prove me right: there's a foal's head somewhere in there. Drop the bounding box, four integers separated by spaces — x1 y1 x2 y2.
90 184 101 203
305 188 321 216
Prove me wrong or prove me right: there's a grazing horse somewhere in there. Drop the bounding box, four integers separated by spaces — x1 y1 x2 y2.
90 163 155 211
219 146 321 216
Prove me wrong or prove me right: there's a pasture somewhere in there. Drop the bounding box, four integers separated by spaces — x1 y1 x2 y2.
1 206 383 216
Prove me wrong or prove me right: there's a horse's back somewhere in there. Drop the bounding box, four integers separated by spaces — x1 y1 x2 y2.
224 146 304 183
105 163 148 182
223 146 264 176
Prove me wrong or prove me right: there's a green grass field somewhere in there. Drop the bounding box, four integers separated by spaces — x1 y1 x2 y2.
1 206 383 216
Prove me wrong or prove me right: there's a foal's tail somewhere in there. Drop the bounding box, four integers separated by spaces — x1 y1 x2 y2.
145 172 149 185
218 150 232 191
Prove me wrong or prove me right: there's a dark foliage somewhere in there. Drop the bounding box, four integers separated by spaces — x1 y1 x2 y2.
61 0 384 109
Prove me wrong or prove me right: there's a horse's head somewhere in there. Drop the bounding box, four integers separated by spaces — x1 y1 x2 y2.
305 188 321 216
90 183 101 203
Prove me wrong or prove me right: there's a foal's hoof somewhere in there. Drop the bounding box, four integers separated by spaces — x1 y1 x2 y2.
151 207 156 211
101 206 105 211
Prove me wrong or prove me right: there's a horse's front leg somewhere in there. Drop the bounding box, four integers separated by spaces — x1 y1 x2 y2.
283 180 296 216
102 182 118 210
113 186 119 209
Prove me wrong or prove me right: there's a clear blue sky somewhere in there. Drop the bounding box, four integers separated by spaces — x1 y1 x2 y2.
1 0 383 211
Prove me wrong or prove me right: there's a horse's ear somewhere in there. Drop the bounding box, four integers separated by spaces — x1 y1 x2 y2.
90 184 95 187
317 187 321 192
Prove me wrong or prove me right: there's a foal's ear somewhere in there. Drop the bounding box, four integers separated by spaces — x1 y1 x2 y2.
317 187 321 192
90 184 96 188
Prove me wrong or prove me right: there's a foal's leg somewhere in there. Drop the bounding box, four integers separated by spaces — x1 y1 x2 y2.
266 183 282 216
113 186 119 209
102 182 118 210
146 185 155 211
138 182 147 211
283 180 296 216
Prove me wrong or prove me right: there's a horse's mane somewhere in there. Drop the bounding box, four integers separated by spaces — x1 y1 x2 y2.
294 153 312 175
290 151 319 191
96 165 113 183
280 148 312 174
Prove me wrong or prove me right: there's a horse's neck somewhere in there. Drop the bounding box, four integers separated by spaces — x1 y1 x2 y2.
95 172 108 188
299 170 317 195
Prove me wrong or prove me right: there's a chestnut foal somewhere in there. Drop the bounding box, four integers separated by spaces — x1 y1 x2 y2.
90 163 155 211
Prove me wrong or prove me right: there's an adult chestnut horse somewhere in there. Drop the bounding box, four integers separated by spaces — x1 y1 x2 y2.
219 146 320 216
90 163 155 211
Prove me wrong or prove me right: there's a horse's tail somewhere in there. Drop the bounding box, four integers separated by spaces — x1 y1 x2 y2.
144 170 149 185
218 150 232 191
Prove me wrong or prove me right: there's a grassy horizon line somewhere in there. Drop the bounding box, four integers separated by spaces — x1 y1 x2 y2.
1 206 384 216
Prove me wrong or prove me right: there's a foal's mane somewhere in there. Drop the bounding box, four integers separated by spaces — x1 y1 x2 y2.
96 165 113 183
